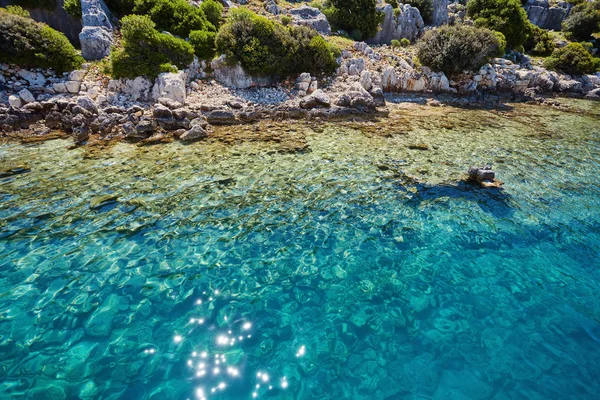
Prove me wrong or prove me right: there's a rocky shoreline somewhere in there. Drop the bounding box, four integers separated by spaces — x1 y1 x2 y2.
1 40 600 147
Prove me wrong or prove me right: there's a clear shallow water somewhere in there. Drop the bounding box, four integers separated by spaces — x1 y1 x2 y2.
1 102 600 400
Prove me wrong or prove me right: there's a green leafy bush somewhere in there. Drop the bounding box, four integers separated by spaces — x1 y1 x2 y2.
323 0 383 40
391 39 401 48
466 0 530 48
281 15 292 26
132 0 214 38
63 0 82 18
543 42 600 75
523 24 555 56
189 29 216 59
110 14 194 79
4 5 30 17
0 8 83 72
387 0 398 7
401 37 410 47
416 24 505 76
561 2 600 42
215 8 339 77
199 0 223 29
403 0 433 24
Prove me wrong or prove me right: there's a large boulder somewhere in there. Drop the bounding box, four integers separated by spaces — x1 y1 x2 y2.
79 0 114 60
431 0 449 26
290 6 331 34
299 89 331 109
367 4 424 45
210 55 273 89
525 0 572 31
152 72 186 105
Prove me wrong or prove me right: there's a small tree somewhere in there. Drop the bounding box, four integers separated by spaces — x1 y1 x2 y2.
523 24 555 56
416 25 505 76
544 42 600 75
466 0 530 48
323 0 383 40
561 2 600 42
132 0 214 37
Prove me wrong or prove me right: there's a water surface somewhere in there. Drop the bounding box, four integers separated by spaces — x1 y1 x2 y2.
1 101 600 399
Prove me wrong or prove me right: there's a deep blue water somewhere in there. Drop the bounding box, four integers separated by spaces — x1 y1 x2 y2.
1 103 600 399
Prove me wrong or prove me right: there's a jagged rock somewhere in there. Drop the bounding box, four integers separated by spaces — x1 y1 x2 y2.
525 0 572 31
158 97 183 110
80 26 113 61
211 55 273 89
18 89 35 104
338 57 366 76
153 104 173 119
121 77 153 102
8 95 22 108
76 96 98 114
360 70 372 91
264 0 283 15
81 0 112 29
180 125 208 142
65 80 81 94
381 67 397 92
299 89 331 109
17 70 46 86
290 6 331 34
367 4 424 45
585 88 600 101
152 71 186 105
207 109 238 125
431 0 449 26
136 120 155 133
336 83 377 110
558 79 582 93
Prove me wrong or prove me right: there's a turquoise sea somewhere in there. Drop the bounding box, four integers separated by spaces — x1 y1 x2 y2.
1 101 600 399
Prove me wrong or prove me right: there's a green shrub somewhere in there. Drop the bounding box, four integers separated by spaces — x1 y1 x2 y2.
466 0 530 48
561 2 600 42
387 0 398 7
416 24 505 76
5 5 30 17
63 0 82 18
0 8 83 72
110 14 194 79
215 8 338 77
281 15 292 26
132 0 214 38
189 29 215 59
199 0 223 29
523 24 555 56
403 0 433 24
323 0 383 40
543 42 600 75
401 37 410 47
391 39 401 48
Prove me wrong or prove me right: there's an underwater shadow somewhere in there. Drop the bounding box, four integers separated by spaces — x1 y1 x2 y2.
398 179 514 218
385 93 518 112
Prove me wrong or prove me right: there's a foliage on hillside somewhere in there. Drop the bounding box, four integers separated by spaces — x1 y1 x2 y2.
544 42 600 75
322 0 383 40
466 0 530 48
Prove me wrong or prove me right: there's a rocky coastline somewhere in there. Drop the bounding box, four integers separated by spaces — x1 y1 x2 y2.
2 40 600 147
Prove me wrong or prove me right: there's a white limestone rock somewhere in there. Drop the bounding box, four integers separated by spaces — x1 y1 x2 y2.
152 71 187 105
8 95 22 108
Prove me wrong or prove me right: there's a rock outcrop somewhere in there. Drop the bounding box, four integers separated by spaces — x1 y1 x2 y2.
431 0 449 26
79 0 114 60
367 4 424 45
210 55 273 89
290 6 331 34
525 0 572 31
152 72 186 106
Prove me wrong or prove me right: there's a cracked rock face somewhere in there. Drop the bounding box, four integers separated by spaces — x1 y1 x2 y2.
79 0 114 60
525 0 572 31
290 6 332 34
367 4 424 45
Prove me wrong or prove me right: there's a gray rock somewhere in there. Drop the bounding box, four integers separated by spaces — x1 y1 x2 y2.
299 89 331 109
69 70 87 82
80 26 113 61
264 0 284 15
367 4 424 45
290 6 331 34
158 97 183 110
8 95 22 108
468 166 495 181
17 70 46 86
76 96 98 114
18 88 35 104
525 0 571 31
136 120 155 133
431 0 449 25
81 0 113 29
207 109 238 125
211 55 273 89
65 80 81 94
53 82 68 93
180 125 208 142
153 104 173 119
152 72 186 105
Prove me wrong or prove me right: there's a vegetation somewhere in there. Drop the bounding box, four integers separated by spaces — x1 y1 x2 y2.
110 14 194 79
403 0 433 24
4 5 30 17
280 15 292 26
561 1 600 42
416 25 506 76
0 7 83 72
63 0 82 18
132 0 214 37
543 42 600 75
199 0 224 29
466 0 530 48
215 8 338 77
104 0 135 15
13 0 56 10
523 24 555 56
189 30 216 60
323 0 383 40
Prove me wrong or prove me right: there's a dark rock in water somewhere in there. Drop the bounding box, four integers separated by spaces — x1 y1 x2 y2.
179 125 208 142
90 195 119 210
0 165 30 178
408 143 429 150
468 166 503 188
207 110 238 125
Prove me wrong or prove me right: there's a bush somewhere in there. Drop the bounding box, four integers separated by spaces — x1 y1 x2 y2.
561 2 600 42
0 8 83 72
132 0 214 38
63 0 82 18
281 15 292 26
401 37 410 47
416 24 505 76
391 39 401 48
215 8 338 77
199 0 223 29
4 5 30 17
189 30 215 59
523 24 555 56
403 0 433 24
544 42 600 75
323 0 383 40
110 14 194 79
466 0 530 48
